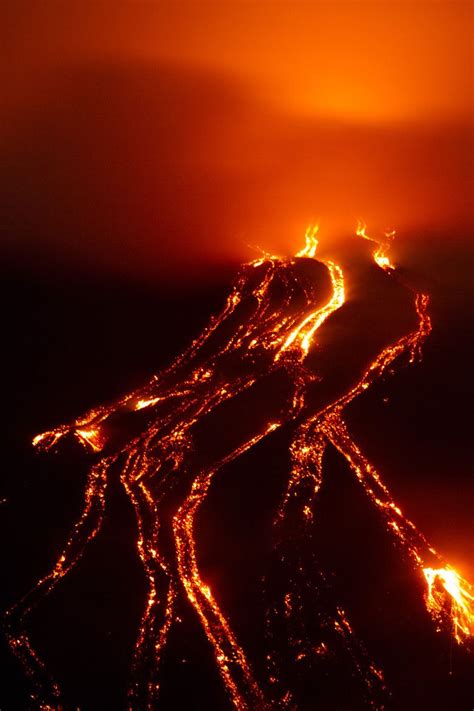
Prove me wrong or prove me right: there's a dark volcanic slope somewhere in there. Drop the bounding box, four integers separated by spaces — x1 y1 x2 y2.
1 245 473 711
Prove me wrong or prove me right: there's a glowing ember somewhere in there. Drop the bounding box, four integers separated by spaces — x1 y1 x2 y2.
6 225 472 709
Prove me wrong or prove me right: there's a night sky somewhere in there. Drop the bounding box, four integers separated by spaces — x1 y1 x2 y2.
1 2 473 710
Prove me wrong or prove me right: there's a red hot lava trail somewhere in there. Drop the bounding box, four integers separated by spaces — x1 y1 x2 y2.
5 225 473 710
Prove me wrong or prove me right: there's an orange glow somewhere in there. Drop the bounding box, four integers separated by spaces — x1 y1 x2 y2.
3 2 470 123
1 2 471 280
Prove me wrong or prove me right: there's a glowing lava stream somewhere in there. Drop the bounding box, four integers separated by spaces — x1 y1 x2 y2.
4 225 473 710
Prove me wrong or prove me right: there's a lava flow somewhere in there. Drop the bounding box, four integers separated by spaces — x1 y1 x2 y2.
4 225 473 710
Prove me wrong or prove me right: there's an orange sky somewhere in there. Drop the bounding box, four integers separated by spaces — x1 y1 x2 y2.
1 1 472 279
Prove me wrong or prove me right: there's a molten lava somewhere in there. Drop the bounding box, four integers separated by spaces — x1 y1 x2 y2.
5 225 473 709
423 567 474 644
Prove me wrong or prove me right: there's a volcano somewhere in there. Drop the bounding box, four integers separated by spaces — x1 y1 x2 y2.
2 227 473 710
